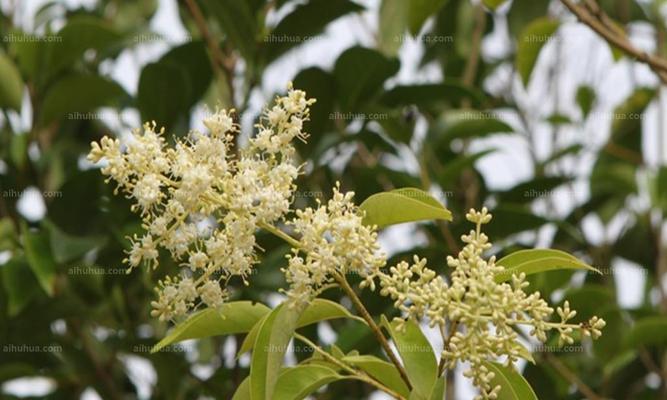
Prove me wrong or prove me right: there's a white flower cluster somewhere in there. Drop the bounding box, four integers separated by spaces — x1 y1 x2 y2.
88 84 315 321
282 184 386 304
374 208 605 399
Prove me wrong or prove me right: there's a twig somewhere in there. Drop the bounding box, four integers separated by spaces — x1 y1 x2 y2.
544 353 605 400
334 272 413 391
294 333 407 400
559 0 667 84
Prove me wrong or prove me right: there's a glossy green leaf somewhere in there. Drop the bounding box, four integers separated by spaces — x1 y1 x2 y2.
137 62 190 130
39 73 126 125
273 364 344 400
266 0 364 62
341 355 410 397
626 317 667 349
516 18 560 86
151 301 270 353
495 249 600 283
381 316 437 399
333 46 399 110
0 52 23 111
431 110 513 147
483 361 538 400
408 0 448 35
231 377 251 400
378 0 409 55
483 0 509 10
238 299 364 356
21 224 57 297
250 302 307 400
360 187 452 228
427 375 446 400
1 255 41 316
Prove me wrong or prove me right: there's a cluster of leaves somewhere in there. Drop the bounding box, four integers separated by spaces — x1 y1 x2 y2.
1 0 667 399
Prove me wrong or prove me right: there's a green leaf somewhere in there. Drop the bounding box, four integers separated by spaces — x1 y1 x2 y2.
380 83 484 109
151 301 270 353
0 52 23 111
21 223 57 297
231 377 251 400
43 220 106 264
266 0 364 62
238 299 363 356
273 364 344 400
39 73 126 125
200 0 257 61
408 0 449 35
495 249 600 283
626 317 667 349
483 205 549 239
49 16 123 74
576 85 596 118
250 302 307 400
378 0 409 55
1 255 41 316
482 361 538 400
483 0 509 10
427 375 446 400
360 187 452 228
160 41 213 109
341 355 411 397
137 62 190 130
516 18 560 86
381 316 437 399
333 46 399 110
431 110 513 148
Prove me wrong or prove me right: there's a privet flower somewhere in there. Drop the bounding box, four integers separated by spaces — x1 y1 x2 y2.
88 84 315 321
282 183 386 304
372 208 605 399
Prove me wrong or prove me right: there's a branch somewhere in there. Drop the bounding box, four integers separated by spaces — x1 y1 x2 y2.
559 0 667 84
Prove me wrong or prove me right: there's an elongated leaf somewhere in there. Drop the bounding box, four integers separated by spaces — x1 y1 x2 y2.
516 18 560 86
380 83 484 109
22 224 57 297
333 46 399 110
408 0 448 35
0 52 23 111
151 301 270 352
238 299 363 356
495 249 600 283
381 316 437 399
360 188 452 228
1 255 41 316
341 355 410 397
39 73 126 125
626 317 667 349
483 361 538 400
266 0 364 62
378 0 409 55
273 364 344 400
250 302 307 400
231 377 251 400
483 0 509 10
428 376 446 400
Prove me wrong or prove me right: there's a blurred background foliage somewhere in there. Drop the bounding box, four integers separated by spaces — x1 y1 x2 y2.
1 0 667 399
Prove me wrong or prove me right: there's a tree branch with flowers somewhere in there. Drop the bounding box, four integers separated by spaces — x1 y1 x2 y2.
88 85 605 400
